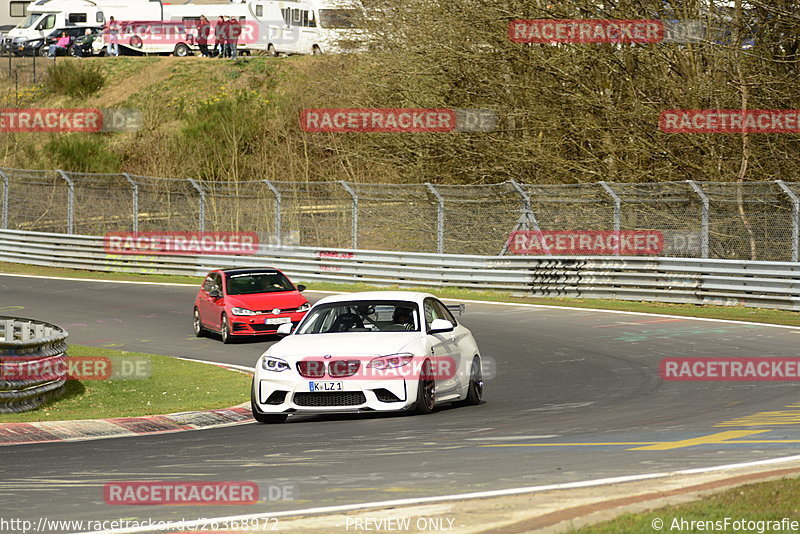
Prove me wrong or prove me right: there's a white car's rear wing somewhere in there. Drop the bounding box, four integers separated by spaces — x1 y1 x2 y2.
446 304 465 316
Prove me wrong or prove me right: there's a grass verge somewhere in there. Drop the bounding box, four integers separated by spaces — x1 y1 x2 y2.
2 261 800 327
0 345 251 423
570 477 800 533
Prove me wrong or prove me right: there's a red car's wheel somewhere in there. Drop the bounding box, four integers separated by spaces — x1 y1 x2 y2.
193 308 206 337
220 313 232 344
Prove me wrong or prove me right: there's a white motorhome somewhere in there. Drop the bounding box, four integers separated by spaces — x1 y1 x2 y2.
246 0 365 56
161 1 249 54
2 0 162 52
1 0 32 36
163 1 247 27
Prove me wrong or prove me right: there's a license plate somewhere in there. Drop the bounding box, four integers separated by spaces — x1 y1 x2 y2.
265 317 291 325
308 381 343 392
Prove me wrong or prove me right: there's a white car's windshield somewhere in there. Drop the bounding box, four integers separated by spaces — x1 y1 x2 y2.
297 300 419 334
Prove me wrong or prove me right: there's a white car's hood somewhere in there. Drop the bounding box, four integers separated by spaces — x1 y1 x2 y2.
267 332 422 361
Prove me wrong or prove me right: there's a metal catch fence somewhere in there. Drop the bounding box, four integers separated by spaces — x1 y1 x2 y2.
2 167 800 261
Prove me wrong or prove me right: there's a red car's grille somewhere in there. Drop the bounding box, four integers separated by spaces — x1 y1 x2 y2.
328 360 361 378
256 306 302 314
297 360 325 378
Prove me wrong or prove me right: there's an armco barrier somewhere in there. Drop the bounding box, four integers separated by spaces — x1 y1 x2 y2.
0 316 68 413
1 229 800 310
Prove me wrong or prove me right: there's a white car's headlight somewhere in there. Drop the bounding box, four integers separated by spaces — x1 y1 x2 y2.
262 356 290 372
231 307 257 316
367 353 414 369
297 302 310 312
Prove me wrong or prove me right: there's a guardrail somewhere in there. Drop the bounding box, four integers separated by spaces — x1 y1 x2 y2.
1 228 800 311
0 316 68 413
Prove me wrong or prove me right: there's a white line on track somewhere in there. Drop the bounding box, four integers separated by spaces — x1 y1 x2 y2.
75 454 800 534
174 357 254 374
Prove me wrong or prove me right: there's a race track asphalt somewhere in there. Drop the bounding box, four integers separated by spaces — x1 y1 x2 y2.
1 274 799 532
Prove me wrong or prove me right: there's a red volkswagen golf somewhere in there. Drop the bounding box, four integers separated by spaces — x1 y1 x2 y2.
193 268 310 343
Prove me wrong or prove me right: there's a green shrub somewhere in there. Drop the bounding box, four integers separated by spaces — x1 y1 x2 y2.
45 135 121 173
45 61 105 98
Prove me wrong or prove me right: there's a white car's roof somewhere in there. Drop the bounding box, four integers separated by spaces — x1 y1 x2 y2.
313 291 434 306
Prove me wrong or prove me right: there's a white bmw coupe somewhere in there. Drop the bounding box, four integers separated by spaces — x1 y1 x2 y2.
250 291 483 423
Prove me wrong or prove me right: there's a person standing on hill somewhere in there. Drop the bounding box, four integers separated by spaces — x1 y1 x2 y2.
105 16 120 56
214 16 226 57
228 17 241 59
197 15 211 57
221 17 232 57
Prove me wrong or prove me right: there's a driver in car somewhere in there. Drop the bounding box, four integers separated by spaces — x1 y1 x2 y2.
392 307 415 331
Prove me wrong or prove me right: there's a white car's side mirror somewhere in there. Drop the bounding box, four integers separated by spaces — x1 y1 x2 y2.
276 322 293 336
428 319 454 334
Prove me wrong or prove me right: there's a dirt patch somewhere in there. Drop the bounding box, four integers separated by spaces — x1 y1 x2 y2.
88 57 175 107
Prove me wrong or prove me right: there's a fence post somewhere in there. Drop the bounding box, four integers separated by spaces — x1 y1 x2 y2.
776 180 799 262
263 180 282 247
687 180 709 258
0 169 8 229
599 181 621 255
425 183 445 254
340 181 358 249
503 179 549 255
56 170 74 234
187 179 205 232
122 173 139 233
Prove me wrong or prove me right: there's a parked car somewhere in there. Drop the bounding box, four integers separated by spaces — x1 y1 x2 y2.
14 25 100 56
193 268 310 343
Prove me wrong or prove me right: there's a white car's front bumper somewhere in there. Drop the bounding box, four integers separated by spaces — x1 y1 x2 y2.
253 375 416 414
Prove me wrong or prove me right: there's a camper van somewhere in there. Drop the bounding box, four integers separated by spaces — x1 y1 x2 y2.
162 2 250 55
2 0 162 54
246 0 365 56
1 0 32 37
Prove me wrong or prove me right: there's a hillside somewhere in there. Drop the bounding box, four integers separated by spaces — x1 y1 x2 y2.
1 0 799 187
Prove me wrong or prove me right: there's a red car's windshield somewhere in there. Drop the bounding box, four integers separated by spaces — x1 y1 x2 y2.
225 272 294 295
